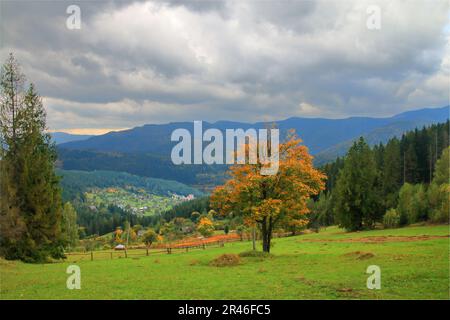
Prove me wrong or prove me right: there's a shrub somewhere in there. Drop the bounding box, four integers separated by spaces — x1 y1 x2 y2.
209 254 241 267
383 208 400 228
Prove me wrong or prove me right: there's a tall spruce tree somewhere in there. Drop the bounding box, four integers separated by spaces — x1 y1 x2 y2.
0 54 27 258
382 137 402 209
0 54 64 262
333 137 382 231
403 140 419 184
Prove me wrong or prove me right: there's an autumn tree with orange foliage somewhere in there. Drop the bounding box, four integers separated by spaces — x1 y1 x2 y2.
197 216 215 237
210 131 326 252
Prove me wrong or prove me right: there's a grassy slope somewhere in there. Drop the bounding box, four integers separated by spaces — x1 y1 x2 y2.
1 225 448 300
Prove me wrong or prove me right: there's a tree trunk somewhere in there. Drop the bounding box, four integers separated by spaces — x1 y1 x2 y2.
252 227 256 251
261 217 271 253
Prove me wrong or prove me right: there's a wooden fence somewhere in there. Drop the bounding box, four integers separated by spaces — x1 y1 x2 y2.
65 239 228 262
64 232 293 263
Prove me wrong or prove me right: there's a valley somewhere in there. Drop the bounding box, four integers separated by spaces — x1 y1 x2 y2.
1 1 449 305
84 186 194 217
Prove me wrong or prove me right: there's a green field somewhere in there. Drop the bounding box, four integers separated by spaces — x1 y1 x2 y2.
1 224 448 299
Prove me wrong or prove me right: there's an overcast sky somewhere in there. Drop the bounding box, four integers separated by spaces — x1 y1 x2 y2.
0 0 449 134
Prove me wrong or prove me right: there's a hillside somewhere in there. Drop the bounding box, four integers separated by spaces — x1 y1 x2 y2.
58 169 204 201
59 106 449 156
315 117 450 165
50 132 93 144
57 150 226 189
2 224 448 299
56 107 449 187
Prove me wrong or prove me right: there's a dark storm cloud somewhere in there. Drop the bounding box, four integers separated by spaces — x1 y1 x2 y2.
0 0 448 131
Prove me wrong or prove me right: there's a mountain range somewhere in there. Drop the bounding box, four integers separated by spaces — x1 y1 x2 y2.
51 132 93 144
57 105 449 188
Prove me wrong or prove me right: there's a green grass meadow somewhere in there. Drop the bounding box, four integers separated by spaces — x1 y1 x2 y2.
1 224 448 300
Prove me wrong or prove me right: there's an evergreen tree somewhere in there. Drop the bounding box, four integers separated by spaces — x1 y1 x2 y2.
403 141 419 184
317 121 448 228
333 137 382 231
382 137 402 208
0 54 64 262
0 54 27 253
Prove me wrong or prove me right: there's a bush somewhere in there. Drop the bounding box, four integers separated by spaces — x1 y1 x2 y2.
383 208 400 228
209 254 241 267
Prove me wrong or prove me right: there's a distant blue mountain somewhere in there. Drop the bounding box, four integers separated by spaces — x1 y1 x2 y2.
59 106 449 157
51 132 93 144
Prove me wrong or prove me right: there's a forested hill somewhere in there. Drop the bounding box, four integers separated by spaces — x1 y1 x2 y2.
56 149 226 189
59 106 449 156
50 132 93 144
58 169 204 201
56 106 449 188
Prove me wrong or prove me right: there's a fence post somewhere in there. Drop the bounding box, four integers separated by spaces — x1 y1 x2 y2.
202 243 206 250
90 251 93 261
125 250 128 258
110 252 113 260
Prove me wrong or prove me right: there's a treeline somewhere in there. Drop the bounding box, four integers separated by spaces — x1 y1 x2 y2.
162 196 211 221
311 121 449 231
322 121 449 192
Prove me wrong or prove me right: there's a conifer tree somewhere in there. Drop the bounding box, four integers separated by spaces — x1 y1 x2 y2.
333 137 382 231
382 137 402 208
0 54 64 262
